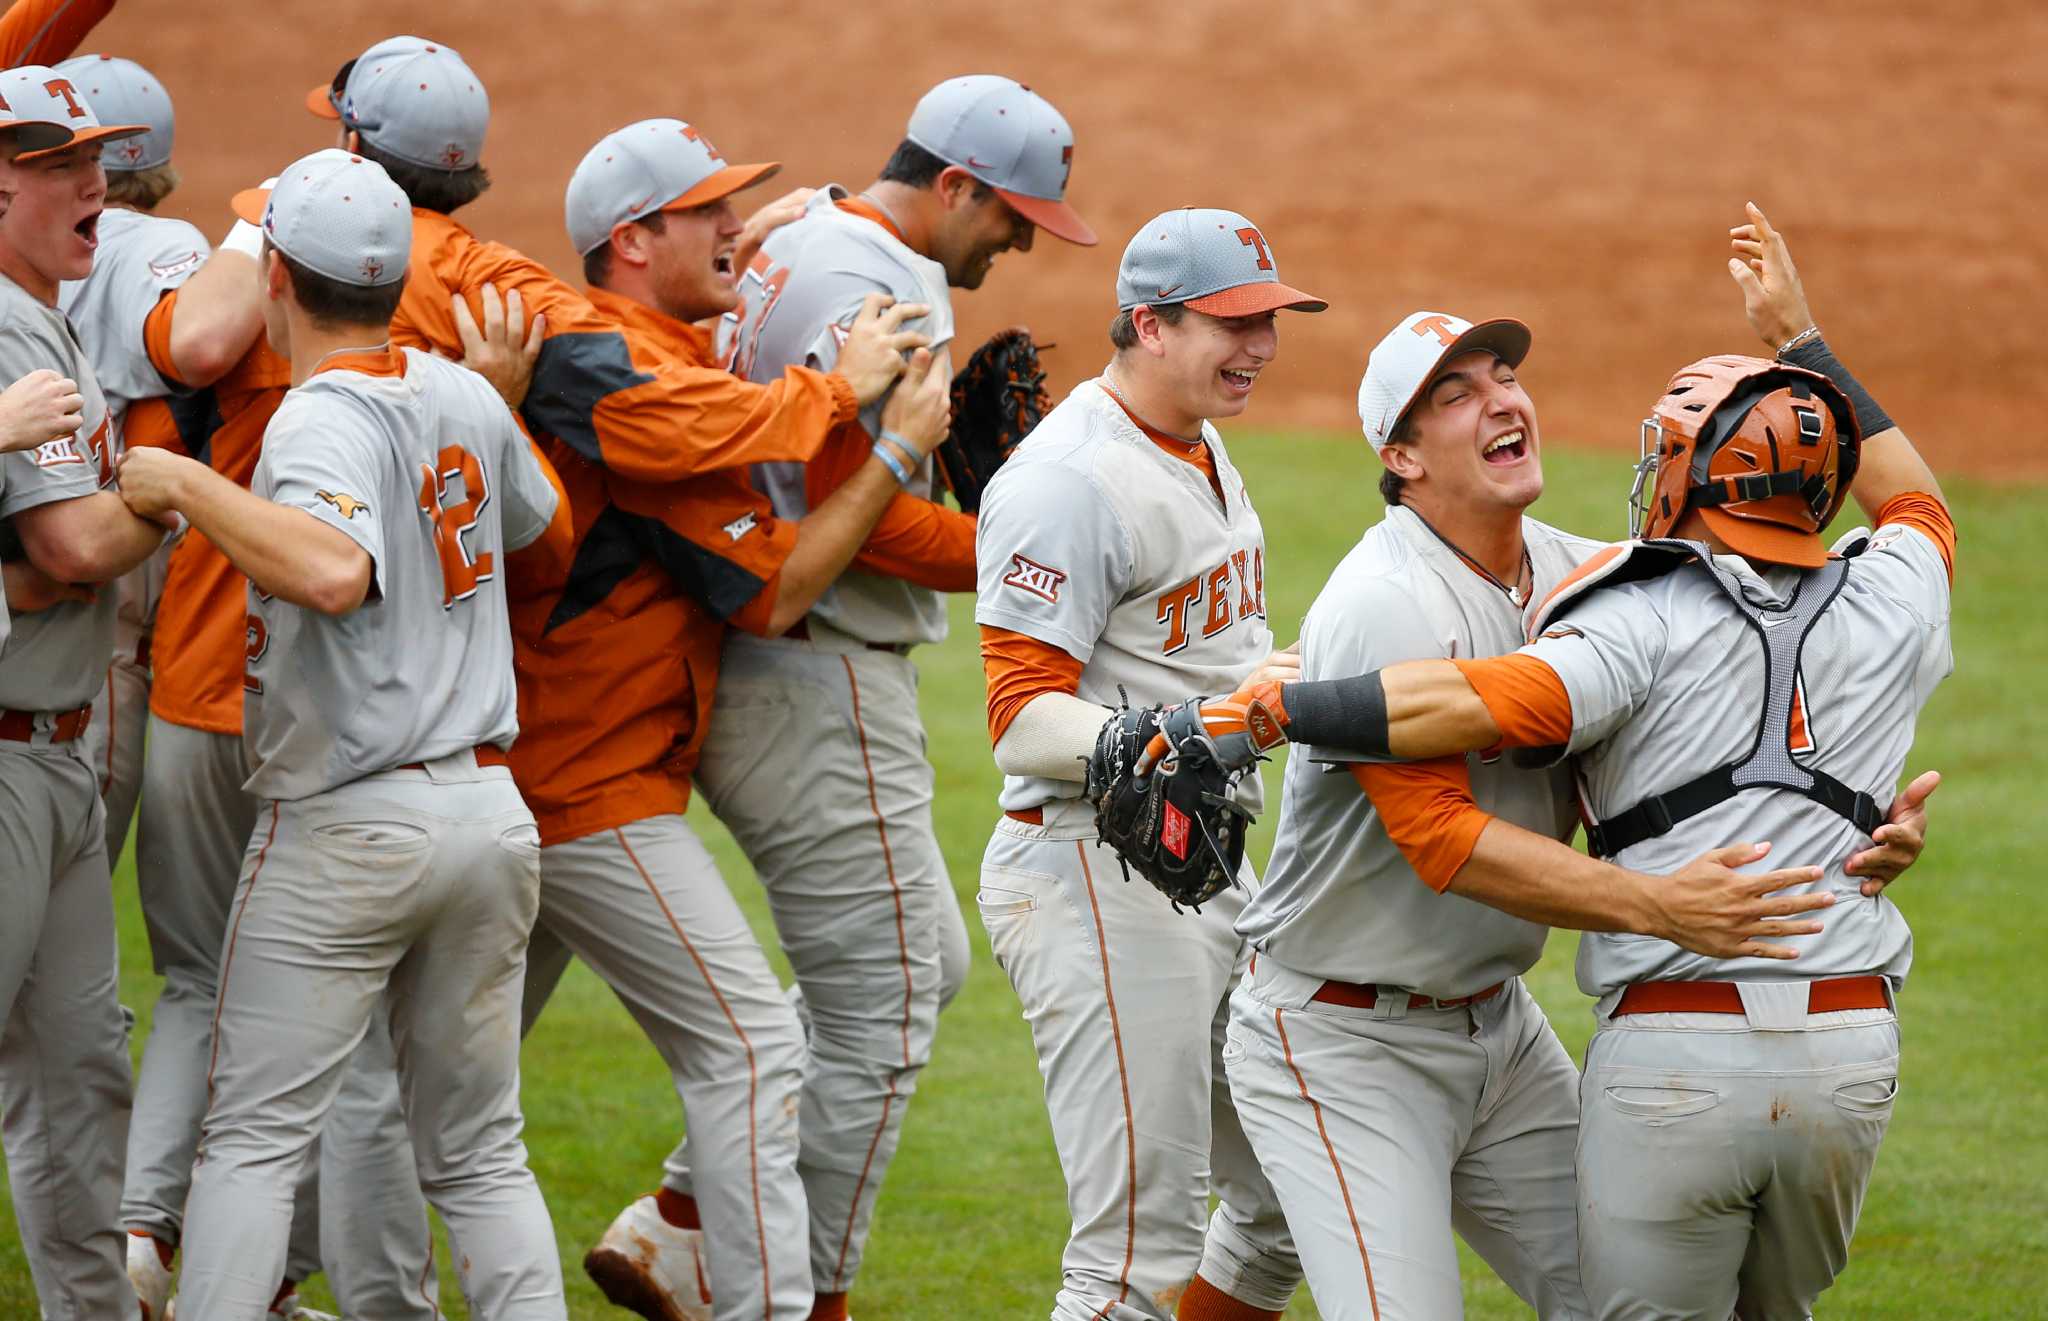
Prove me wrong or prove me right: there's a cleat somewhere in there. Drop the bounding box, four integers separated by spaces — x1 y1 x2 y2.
583 1193 714 1321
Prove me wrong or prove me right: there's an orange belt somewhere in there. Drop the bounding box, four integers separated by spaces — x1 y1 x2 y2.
0 704 93 743
397 745 509 773
1312 980 1504 1012
1005 807 1044 825
1612 976 1889 1017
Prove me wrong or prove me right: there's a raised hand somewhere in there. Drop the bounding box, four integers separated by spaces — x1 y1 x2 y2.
878 347 950 458
0 369 84 453
1727 202 1816 352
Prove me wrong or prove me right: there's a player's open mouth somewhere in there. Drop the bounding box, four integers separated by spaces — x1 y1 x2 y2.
712 251 734 277
1482 429 1528 465
74 211 100 249
1221 367 1258 396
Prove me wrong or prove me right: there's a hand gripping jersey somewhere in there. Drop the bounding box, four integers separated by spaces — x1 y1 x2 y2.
1238 506 1599 998
1520 513 1953 998
242 348 565 800
0 269 120 714
717 186 959 645
975 376 1274 824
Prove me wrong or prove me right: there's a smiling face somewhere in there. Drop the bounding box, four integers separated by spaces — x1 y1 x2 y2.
641 196 745 322
1156 307 1278 424
1383 349 1544 514
0 141 108 300
929 170 1035 290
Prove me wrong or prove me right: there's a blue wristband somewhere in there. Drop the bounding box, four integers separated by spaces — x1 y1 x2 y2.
871 439 913 486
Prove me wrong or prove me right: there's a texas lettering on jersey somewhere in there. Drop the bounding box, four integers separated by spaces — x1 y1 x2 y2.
1155 546 1264 654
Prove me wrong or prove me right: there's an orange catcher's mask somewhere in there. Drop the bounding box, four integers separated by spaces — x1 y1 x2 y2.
1628 354 1861 568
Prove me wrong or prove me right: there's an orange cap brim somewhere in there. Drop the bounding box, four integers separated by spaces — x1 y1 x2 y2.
995 187 1097 246
1184 281 1328 317
231 185 270 225
1697 506 1828 569
306 83 341 120
14 122 149 163
658 160 782 215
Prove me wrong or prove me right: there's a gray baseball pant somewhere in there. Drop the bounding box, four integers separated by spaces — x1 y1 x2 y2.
1225 959 1588 1320
667 631 969 1294
125 715 436 1312
519 814 812 1320
81 646 148 865
175 757 562 1321
1576 1002 1900 1320
0 740 132 1321
979 819 1301 1321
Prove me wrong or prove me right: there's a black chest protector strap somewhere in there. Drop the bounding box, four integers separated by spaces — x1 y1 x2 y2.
1585 540 1889 860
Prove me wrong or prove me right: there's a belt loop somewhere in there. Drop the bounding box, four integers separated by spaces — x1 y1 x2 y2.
1371 990 1407 1022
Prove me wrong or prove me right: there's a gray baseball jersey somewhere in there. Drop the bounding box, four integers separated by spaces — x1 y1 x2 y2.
243 349 559 800
0 270 119 714
975 375 1274 821
1526 522 1952 998
1239 505 1596 999
715 185 955 645
57 207 206 419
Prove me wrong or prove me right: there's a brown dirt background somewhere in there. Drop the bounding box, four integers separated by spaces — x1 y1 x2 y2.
96 0 2048 477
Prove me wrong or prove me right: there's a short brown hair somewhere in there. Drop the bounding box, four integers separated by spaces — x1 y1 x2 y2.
1377 414 1412 506
353 137 489 216
267 240 405 332
105 163 179 211
582 212 666 288
1108 301 1187 351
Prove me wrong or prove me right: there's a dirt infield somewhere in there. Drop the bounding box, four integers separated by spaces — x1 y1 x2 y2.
93 0 2045 481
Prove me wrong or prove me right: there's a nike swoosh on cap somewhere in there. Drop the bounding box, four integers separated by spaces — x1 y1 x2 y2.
967 156 994 169
627 194 656 214
1156 283 1183 298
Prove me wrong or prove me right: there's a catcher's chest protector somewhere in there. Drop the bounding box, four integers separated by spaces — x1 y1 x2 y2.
1581 539 1888 859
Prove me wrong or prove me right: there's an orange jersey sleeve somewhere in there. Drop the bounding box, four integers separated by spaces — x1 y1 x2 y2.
1451 653 1574 749
1351 758 1491 894
0 0 112 65
141 288 184 389
1874 491 1955 583
388 212 856 483
980 624 1085 746
804 418 977 590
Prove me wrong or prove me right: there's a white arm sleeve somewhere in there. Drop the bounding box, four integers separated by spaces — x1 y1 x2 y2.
992 691 1115 783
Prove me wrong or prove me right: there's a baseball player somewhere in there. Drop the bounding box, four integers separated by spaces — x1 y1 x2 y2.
1187 206 1947 1320
0 68 168 1321
114 148 573 1321
971 208 1318 1321
648 76 1095 1319
52 52 265 868
307 36 882 488
504 118 946 1321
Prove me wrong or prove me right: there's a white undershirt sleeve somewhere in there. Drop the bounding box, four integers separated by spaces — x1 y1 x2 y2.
992 691 1114 783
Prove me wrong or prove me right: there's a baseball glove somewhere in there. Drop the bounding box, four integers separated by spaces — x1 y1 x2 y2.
935 326 1050 513
1086 695 1256 912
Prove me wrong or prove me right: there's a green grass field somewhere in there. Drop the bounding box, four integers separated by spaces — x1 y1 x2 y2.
5 435 2043 1318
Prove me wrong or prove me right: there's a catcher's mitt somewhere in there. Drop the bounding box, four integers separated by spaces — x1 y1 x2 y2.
1086 695 1256 912
936 326 1049 513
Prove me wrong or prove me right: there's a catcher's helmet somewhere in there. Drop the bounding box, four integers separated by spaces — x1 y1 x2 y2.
1627 354 1860 568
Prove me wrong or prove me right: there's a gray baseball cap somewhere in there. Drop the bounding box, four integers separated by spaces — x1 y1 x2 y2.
306 36 488 172
1356 310 1532 450
0 64 146 161
565 118 780 256
231 149 411 288
906 75 1095 245
54 55 173 171
1115 208 1326 316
